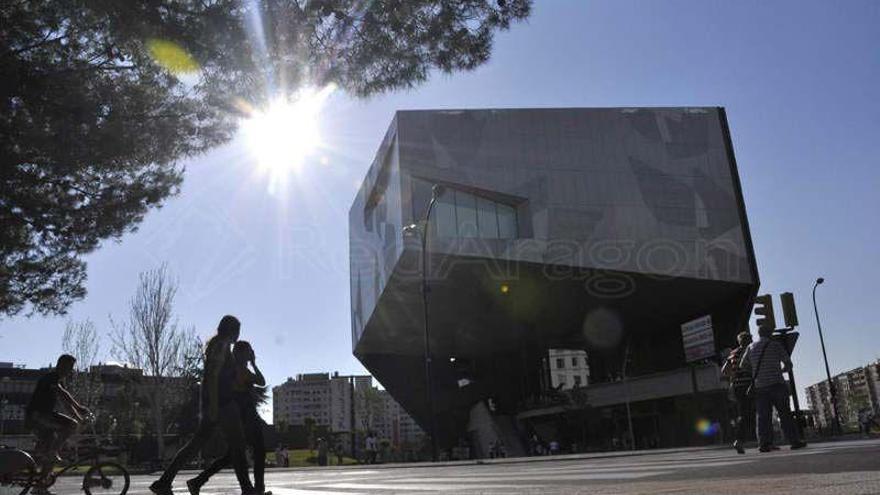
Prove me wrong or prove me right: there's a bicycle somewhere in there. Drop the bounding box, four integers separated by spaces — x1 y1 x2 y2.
0 415 130 495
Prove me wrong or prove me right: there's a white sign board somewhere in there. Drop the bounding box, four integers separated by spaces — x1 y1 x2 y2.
681 315 715 363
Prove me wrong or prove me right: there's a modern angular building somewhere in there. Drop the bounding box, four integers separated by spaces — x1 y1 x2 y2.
349 108 758 453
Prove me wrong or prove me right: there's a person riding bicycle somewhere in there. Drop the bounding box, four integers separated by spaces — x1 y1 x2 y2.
25 354 91 463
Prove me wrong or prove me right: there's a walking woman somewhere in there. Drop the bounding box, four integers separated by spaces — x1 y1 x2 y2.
187 341 271 495
151 315 253 495
722 331 754 454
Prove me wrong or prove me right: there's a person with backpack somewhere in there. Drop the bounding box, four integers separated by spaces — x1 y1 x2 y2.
739 327 807 452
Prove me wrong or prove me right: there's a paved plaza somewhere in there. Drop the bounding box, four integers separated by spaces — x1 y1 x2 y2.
59 438 880 495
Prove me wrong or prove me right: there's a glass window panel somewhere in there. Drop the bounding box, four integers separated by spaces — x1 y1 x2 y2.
364 209 375 233
433 190 457 238
497 203 517 239
411 178 432 222
476 197 499 239
455 190 478 238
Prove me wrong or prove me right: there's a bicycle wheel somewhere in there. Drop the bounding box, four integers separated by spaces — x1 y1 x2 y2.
0 482 31 495
82 463 130 495
0 464 35 495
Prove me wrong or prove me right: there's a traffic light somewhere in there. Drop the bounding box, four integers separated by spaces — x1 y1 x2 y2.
754 294 776 332
780 292 799 328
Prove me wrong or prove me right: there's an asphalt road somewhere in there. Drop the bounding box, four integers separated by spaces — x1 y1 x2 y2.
53 438 880 495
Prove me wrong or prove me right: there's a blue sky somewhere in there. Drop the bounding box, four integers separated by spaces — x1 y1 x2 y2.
2 0 878 411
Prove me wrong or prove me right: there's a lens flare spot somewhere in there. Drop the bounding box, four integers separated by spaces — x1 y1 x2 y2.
695 418 720 436
147 39 200 75
582 308 624 350
500 284 510 294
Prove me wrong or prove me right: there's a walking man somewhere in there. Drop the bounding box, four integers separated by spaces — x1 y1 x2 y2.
722 331 755 454
280 445 289 468
334 438 344 465
364 432 377 464
858 407 874 438
740 327 807 452
150 315 254 495
317 437 328 466
186 341 270 495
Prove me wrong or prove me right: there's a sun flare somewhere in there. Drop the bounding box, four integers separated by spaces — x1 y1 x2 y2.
241 85 335 178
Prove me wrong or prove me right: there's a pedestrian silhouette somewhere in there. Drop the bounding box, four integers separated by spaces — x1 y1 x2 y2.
187 341 271 494
739 326 807 452
150 315 253 495
722 331 755 454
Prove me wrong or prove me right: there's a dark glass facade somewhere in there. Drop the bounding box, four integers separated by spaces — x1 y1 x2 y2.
349 108 758 451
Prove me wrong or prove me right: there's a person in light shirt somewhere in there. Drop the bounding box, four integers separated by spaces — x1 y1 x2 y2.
739 327 807 452
364 432 378 464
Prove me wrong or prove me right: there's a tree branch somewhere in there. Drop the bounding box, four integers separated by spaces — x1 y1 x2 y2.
8 33 70 56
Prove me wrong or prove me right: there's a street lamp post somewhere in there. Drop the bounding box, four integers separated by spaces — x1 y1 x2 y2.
350 376 356 461
404 184 445 462
812 277 842 435
621 338 636 451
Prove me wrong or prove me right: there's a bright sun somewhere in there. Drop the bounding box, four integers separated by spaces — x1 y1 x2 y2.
241 85 335 177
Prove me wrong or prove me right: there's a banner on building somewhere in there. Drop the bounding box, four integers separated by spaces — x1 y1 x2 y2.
681 315 715 363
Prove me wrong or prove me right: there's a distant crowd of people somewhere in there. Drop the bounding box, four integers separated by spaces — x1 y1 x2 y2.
526 434 562 456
